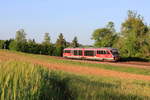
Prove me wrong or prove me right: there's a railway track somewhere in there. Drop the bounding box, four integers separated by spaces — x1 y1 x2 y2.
50 56 150 69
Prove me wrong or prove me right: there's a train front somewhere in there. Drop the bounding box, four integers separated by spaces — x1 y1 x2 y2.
110 49 120 61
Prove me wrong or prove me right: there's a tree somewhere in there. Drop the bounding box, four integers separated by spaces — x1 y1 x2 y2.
106 21 115 32
26 39 37 53
43 33 51 45
71 36 79 48
0 40 5 49
41 33 54 55
4 39 13 49
28 39 36 44
9 29 27 51
15 29 27 43
92 21 116 47
55 33 67 56
117 10 150 57
55 33 66 48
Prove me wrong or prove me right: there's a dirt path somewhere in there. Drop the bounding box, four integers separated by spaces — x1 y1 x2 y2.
1 51 150 81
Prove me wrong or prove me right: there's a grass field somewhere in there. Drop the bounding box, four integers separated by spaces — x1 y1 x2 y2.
0 50 150 100
31 54 150 76
10 50 150 76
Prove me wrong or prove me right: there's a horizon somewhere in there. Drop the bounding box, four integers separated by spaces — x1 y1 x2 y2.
0 0 150 45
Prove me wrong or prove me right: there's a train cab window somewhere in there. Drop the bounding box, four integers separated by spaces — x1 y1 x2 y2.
106 51 110 54
84 50 95 56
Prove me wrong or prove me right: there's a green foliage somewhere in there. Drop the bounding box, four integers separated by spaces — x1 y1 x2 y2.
9 40 28 52
0 39 11 49
4 39 13 49
8 30 54 55
70 36 79 48
15 29 27 43
25 40 38 54
91 11 150 59
55 33 66 48
40 44 54 55
0 40 5 49
9 40 18 51
9 29 28 52
115 10 150 57
55 33 67 56
41 33 54 55
42 33 51 45
92 22 117 47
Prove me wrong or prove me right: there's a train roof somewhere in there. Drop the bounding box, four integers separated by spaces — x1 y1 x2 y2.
64 47 118 50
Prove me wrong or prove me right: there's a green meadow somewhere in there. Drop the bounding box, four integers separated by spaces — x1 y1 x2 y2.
0 50 150 100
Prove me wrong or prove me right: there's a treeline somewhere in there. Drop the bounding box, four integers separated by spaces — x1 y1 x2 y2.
0 10 150 59
0 30 80 56
92 10 150 58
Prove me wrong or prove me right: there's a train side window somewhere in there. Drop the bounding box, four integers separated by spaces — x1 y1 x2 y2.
103 51 106 54
79 50 82 56
97 50 100 54
97 50 101 54
73 50 82 56
74 50 78 55
97 50 108 54
85 50 95 56
64 50 71 53
97 51 99 54
97 50 103 54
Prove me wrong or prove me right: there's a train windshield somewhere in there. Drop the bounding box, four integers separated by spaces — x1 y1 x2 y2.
110 50 119 55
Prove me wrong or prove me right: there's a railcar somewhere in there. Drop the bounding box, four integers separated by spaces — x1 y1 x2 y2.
63 48 120 61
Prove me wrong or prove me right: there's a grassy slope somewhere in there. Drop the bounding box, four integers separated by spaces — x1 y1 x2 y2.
1 50 150 76
0 60 150 100
19 51 150 76
0 50 150 100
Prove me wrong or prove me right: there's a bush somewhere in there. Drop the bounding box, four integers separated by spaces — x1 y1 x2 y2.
9 40 18 51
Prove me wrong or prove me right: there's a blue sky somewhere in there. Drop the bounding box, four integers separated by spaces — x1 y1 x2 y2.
0 0 150 45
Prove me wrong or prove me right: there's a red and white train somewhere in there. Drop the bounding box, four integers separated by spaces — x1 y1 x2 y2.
63 48 120 61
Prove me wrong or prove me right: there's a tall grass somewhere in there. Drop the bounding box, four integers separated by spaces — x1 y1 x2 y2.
71 75 150 100
0 60 150 100
0 61 76 100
